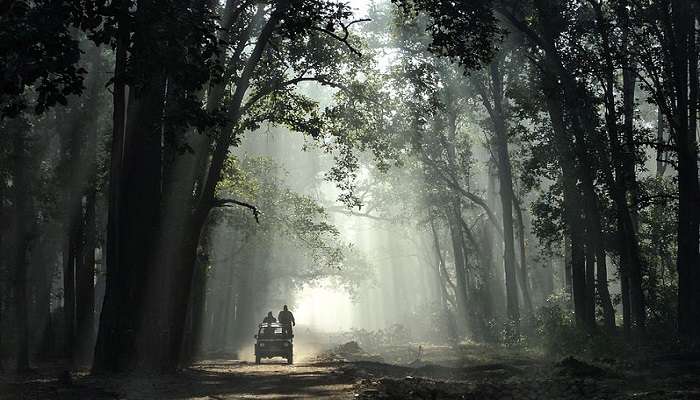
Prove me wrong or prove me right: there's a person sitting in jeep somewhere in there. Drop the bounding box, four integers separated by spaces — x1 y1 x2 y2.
277 305 295 337
263 311 276 324
262 311 277 336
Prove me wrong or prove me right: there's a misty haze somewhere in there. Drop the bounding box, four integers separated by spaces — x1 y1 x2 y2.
1 0 700 399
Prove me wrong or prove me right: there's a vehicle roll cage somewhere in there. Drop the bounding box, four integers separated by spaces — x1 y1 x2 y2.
256 322 293 338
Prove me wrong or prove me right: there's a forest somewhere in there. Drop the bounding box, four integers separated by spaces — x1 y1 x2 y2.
1 0 699 398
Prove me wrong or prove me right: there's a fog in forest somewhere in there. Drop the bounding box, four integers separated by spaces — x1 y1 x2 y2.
2 0 700 398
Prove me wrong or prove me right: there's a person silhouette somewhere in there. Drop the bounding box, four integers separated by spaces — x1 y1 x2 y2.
263 311 277 324
278 305 295 337
262 311 277 337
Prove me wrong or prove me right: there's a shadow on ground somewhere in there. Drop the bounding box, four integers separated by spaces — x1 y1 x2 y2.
0 360 357 400
3 346 700 399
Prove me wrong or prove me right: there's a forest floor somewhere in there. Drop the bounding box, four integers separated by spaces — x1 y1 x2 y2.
2 337 700 399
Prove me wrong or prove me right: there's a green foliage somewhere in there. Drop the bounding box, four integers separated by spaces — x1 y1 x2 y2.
1 1 86 117
533 293 625 359
530 183 565 250
638 176 679 340
215 154 370 289
500 320 527 348
392 0 503 71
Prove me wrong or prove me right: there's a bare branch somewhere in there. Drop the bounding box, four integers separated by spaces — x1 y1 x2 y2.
494 8 547 50
213 198 261 223
419 148 504 237
311 18 371 56
326 206 395 222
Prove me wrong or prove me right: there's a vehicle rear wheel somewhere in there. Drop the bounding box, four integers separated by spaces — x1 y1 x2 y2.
255 355 261 365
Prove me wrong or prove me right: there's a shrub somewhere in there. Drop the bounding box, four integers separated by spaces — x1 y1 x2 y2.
532 292 624 359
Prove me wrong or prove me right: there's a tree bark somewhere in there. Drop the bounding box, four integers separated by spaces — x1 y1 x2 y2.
620 68 646 335
182 246 208 364
12 118 32 372
538 0 617 331
561 235 571 299
485 163 506 317
447 206 470 335
672 0 700 343
429 216 458 340
592 2 642 332
159 1 289 370
540 70 589 329
76 174 96 364
94 0 167 370
74 46 101 364
513 196 533 315
477 61 521 324
656 107 667 178
61 112 82 359
93 1 128 373
0 203 3 372
584 238 596 326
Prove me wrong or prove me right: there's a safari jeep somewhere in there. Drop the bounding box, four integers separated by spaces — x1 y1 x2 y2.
254 322 293 364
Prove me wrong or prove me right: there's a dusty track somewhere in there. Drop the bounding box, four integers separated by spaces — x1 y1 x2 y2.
183 360 358 399
0 360 359 399
3 345 700 399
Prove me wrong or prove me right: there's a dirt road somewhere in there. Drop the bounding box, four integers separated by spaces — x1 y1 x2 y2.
3 343 700 399
0 359 359 399
176 360 357 399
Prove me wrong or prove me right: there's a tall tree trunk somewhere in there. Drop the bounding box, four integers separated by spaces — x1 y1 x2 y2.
476 61 521 324
563 86 614 330
563 235 572 298
535 0 619 331
119 74 167 370
0 229 3 371
673 0 700 343
94 0 167 369
584 238 596 326
220 249 236 349
430 219 448 311
447 206 470 335
63 226 77 360
160 2 290 370
34 243 57 359
605 0 645 336
594 250 614 330
12 118 31 372
430 217 458 340
182 248 208 364
75 45 103 365
618 16 644 333
76 178 96 364
620 255 632 338
150 3 260 365
59 56 103 358
622 67 639 229
93 6 128 372
656 107 667 178
485 162 506 317
513 197 533 315
460 217 497 338
62 119 82 359
0 178 4 371
541 70 589 329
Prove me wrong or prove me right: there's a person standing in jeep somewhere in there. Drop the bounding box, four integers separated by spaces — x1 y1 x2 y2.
278 305 295 337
